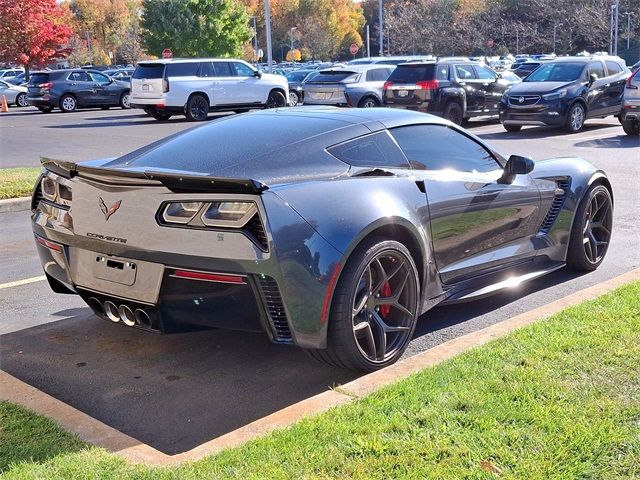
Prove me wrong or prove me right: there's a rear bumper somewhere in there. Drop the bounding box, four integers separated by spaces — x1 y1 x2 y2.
27 95 58 107
622 102 640 122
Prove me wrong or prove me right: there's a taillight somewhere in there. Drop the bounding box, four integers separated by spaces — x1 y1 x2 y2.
38 82 53 89
626 70 639 89
162 78 169 92
416 80 439 90
383 81 393 90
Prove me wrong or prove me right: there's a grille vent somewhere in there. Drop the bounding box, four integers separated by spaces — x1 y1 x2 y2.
539 179 570 234
244 214 268 251
258 276 292 342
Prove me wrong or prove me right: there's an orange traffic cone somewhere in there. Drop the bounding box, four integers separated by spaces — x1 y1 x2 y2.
1 95 7 112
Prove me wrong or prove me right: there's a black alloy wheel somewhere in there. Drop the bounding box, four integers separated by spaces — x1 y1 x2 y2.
444 101 463 125
266 90 287 108
503 124 522 132
185 94 209 121
567 184 613 271
306 237 419 371
358 96 380 108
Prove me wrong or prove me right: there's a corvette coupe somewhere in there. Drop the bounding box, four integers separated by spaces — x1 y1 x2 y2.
32 107 613 371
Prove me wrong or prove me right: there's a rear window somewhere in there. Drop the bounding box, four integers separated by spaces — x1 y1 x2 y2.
133 64 165 79
328 131 409 169
387 64 437 83
605 61 622 75
166 62 199 77
309 71 359 83
29 73 49 84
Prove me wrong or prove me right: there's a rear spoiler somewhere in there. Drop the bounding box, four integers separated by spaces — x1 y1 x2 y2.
41 158 269 194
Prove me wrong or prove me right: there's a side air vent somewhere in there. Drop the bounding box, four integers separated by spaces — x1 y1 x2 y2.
244 214 269 251
258 276 292 343
31 179 43 211
539 179 570 235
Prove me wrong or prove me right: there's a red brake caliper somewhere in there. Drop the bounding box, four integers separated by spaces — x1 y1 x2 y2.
379 282 392 317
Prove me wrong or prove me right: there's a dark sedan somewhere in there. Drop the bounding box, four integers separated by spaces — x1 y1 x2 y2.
27 69 131 113
500 56 630 132
32 107 612 371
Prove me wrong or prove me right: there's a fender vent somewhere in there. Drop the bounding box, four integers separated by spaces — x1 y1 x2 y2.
539 179 570 235
31 180 43 211
258 276 292 343
244 214 268 251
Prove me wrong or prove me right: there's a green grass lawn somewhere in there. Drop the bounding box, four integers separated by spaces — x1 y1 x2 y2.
2 281 639 479
0 168 40 200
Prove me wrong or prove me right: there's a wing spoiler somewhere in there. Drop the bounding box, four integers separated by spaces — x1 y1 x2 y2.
41 158 269 194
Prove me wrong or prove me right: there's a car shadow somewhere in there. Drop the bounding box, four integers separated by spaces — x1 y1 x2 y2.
0 310 357 455
574 134 639 148
478 122 617 140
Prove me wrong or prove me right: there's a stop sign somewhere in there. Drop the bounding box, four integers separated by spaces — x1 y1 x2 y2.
162 48 173 59
349 43 359 55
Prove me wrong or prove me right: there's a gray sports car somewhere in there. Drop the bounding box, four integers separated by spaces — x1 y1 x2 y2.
32 107 613 371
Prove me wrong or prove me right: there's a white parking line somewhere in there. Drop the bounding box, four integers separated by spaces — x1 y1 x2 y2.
0 276 46 290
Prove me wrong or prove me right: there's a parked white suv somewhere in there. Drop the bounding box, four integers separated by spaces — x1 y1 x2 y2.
130 58 289 121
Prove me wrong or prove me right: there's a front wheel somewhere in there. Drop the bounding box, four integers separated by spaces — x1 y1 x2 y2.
150 110 171 121
265 90 287 108
119 92 131 109
59 94 77 113
566 184 613 271
288 91 300 107
564 103 585 133
358 96 380 108
306 237 420 371
503 123 522 132
37 106 53 113
621 119 639 136
15 92 28 107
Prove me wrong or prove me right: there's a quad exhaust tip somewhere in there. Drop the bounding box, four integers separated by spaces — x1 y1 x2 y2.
118 304 136 327
88 297 104 315
91 298 155 330
134 309 152 329
104 301 120 322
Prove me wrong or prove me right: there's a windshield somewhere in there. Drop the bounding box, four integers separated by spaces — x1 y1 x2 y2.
387 64 436 83
525 63 584 82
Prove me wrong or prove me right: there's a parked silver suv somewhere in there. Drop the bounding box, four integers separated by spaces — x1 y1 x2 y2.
130 58 289 121
303 65 394 108
621 67 640 136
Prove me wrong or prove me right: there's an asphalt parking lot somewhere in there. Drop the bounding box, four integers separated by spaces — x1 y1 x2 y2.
1 106 639 454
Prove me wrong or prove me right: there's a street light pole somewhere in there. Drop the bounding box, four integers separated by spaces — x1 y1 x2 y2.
366 24 370 58
614 0 620 56
625 12 632 50
553 23 562 53
251 16 258 63
289 27 297 52
264 0 273 72
378 0 383 56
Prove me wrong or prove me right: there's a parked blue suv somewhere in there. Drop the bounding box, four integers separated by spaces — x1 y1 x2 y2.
499 56 630 133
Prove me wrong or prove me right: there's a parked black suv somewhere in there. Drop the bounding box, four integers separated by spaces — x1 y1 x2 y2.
27 69 131 113
382 60 510 125
499 56 630 133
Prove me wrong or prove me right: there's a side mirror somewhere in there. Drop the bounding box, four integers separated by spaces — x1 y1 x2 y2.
588 73 597 86
254 70 262 78
505 155 535 175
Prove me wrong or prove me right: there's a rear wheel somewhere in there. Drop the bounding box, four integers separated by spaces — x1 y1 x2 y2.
150 110 171 121
566 184 613 271
15 92 28 107
185 94 209 121
266 90 286 108
621 119 639 136
358 96 380 108
305 237 420 372
443 101 463 125
59 94 77 113
37 106 53 113
503 124 522 132
564 102 585 133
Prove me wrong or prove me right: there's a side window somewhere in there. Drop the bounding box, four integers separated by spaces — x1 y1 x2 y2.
166 62 199 77
69 72 91 82
213 62 233 77
436 65 449 80
199 62 215 78
327 131 410 169
605 61 622 75
474 66 496 80
366 68 391 82
89 72 110 84
455 64 477 80
587 62 605 80
232 62 255 77
390 125 500 173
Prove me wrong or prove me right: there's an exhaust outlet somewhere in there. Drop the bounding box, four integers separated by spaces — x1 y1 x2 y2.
104 301 120 322
134 309 152 329
118 305 136 327
88 297 104 315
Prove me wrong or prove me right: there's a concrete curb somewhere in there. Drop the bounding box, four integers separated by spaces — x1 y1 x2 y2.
1 267 639 466
0 197 30 213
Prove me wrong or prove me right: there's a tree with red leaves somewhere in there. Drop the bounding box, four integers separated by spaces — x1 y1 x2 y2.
0 0 73 79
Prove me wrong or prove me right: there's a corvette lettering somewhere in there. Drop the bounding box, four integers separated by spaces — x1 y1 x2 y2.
86 232 127 244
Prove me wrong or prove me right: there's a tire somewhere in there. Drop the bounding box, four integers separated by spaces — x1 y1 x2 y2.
621 119 639 136
265 90 287 109
185 94 209 121
358 96 379 108
150 110 171 121
101 106 110 110
305 237 420 372
503 124 522 132
15 92 28 107
566 184 613 271
119 91 131 109
59 94 77 113
37 106 53 113
564 102 585 133
443 101 463 125
288 91 300 107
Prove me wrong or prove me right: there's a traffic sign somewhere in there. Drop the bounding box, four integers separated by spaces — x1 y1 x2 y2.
349 43 359 55
162 48 173 59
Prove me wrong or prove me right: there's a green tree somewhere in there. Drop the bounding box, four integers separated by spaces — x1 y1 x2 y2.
141 0 251 58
